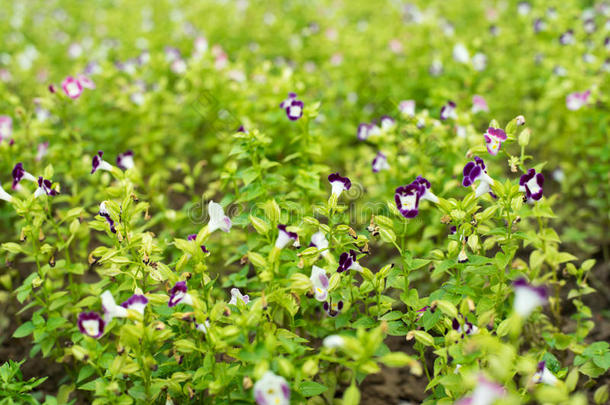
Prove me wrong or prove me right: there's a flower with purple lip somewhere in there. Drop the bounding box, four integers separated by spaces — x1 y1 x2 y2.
566 90 590 111
357 123 371 141
380 115 396 131
310 231 330 258
99 201 116 233
120 294 148 315
78 311 105 338
77 75 95 89
512 278 547 317
372 152 390 173
484 127 507 156
36 142 49 162
452 317 479 337
101 291 128 323
164 46 181 62
275 225 298 249
462 157 495 198
323 299 344 317
559 29 574 45
91 151 113 174
285 98 304 121
395 183 421 218
168 281 194 307
0 116 12 141
519 168 544 203
253 371 290 405
534 18 546 33
456 375 506 405
34 177 59 198
328 172 351 198
337 250 362 273
399 100 416 117
0 182 12 202
116 150 134 170
12 163 37 189
62 76 83 99
440 101 456 121
279 93 297 109
471 95 488 114
310 265 329 302
208 201 232 233
532 361 559 386
413 176 439 203
229 288 249 306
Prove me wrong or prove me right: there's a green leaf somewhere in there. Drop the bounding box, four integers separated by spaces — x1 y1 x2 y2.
13 322 35 338
297 381 327 397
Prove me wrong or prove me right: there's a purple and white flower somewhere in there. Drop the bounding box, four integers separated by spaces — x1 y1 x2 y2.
253 371 290 405
458 248 468 263
559 30 574 45
484 127 507 156
512 278 547 317
171 59 187 74
534 18 546 33
275 225 298 249
280 93 297 109
116 150 134 170
398 100 416 117
452 317 479 337
196 319 211 334
357 123 371 140
207 201 232 233
285 98 304 121
78 311 104 338
395 183 421 218
101 290 128 323
440 101 457 121
414 176 439 203
34 177 59 198
310 231 330 258
566 90 590 110
372 152 390 173
517 2 531 16
11 163 37 189
532 361 559 386
62 76 83 99
462 157 495 198
229 288 249 306
91 151 113 174
0 116 12 140
77 74 95 89
168 281 194 307
471 95 489 114
328 172 351 198
337 250 362 273
322 335 345 349
519 168 544 203
380 116 396 131
99 201 116 233
120 294 148 315
323 299 344 317
310 266 329 302
36 142 49 162
456 375 506 405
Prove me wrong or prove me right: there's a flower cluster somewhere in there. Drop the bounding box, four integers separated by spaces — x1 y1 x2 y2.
357 115 395 140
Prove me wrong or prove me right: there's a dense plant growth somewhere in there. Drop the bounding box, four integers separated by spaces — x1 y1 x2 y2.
1 0 609 404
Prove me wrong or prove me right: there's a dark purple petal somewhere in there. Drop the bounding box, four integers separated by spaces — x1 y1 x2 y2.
78 311 105 338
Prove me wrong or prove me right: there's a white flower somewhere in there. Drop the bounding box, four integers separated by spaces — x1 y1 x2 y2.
322 335 345 349
0 183 12 202
453 43 470 64
229 288 249 306
101 291 128 323
208 201 231 233
513 278 547 317
310 266 329 302
254 371 290 405
310 231 330 257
